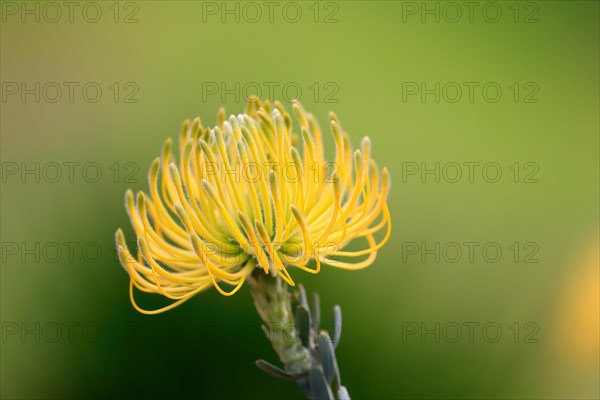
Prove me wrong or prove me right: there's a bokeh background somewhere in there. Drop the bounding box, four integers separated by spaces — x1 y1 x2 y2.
1 1 598 399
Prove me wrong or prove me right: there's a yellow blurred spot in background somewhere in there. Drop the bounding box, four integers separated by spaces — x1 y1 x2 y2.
552 234 599 394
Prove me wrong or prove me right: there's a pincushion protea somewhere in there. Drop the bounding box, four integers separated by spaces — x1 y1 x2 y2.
115 98 391 315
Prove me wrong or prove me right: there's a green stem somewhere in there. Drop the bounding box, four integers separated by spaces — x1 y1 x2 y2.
247 270 312 375
248 269 351 400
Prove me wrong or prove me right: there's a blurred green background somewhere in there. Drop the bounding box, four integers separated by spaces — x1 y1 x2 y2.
1 1 598 399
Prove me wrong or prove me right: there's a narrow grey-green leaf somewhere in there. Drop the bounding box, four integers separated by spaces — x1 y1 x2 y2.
309 368 334 400
317 331 336 383
311 292 321 330
333 305 342 348
255 359 295 381
337 385 351 400
296 376 311 399
297 284 309 310
295 304 311 347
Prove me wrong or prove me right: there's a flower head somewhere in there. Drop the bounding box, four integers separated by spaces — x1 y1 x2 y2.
116 98 391 314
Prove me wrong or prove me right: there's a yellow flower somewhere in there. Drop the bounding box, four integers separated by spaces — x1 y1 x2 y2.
116 99 391 314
